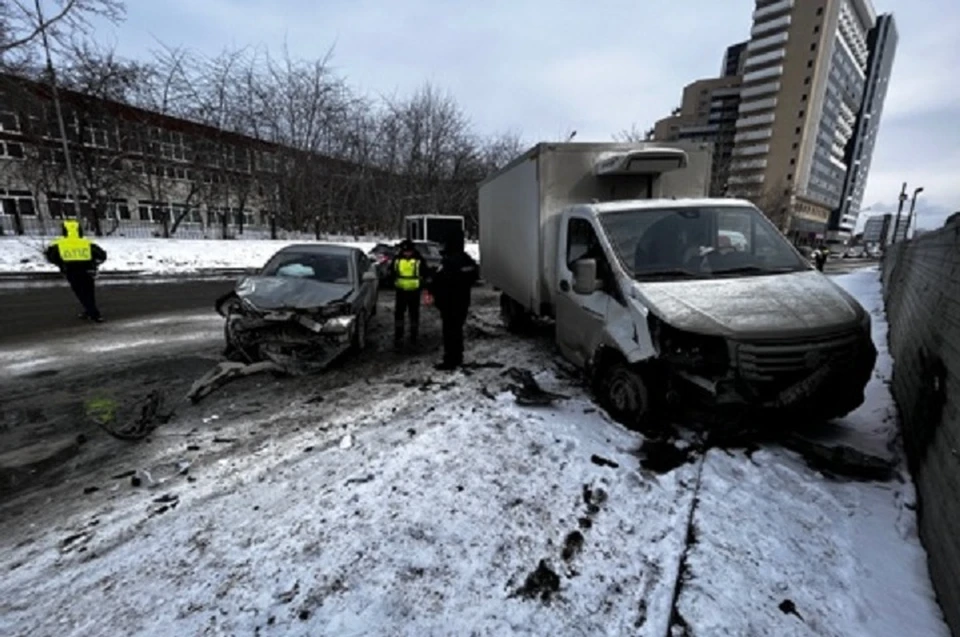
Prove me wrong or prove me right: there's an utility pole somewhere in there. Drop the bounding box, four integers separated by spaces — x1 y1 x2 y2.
904 187 924 240
890 182 907 245
35 0 86 233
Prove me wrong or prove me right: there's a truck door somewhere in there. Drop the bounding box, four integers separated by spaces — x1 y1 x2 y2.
555 215 611 367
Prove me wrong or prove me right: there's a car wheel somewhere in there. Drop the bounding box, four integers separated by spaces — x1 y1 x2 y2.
352 312 367 351
600 362 650 429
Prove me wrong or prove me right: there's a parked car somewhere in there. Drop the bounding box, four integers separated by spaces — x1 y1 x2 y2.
412 240 443 277
215 244 379 374
843 245 868 259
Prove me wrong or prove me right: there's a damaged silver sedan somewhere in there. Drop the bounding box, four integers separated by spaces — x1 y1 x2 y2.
215 244 379 374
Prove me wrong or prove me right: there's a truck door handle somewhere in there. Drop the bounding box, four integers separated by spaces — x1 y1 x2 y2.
560 280 570 292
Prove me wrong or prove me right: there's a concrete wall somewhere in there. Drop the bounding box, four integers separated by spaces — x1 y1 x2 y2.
882 223 960 635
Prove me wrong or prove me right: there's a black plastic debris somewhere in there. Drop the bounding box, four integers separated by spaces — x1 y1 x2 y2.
507 368 568 406
590 454 619 469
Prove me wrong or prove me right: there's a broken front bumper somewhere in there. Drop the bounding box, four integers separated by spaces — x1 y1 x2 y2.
672 328 878 421
225 311 357 374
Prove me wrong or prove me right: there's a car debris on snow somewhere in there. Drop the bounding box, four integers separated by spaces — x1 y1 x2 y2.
187 361 281 403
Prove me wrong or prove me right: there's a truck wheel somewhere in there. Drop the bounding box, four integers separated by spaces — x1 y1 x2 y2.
500 294 531 333
599 363 650 429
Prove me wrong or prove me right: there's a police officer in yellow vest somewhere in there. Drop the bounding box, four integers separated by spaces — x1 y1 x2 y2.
393 239 424 348
45 218 107 322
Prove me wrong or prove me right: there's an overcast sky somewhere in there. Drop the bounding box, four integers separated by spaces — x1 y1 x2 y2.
92 0 959 229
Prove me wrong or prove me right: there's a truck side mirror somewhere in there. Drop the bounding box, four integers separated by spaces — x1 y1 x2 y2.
572 258 598 295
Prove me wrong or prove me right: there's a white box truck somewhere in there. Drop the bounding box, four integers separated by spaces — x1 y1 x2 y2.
478 142 876 427
405 215 465 246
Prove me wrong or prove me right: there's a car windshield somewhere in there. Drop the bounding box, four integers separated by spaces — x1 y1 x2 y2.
261 251 353 284
598 205 808 280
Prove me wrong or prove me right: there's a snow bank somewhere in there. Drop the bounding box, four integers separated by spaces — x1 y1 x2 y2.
0 236 481 275
675 267 949 636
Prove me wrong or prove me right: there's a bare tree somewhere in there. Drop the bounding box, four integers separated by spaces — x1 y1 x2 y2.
613 125 654 143
745 184 793 232
0 0 124 66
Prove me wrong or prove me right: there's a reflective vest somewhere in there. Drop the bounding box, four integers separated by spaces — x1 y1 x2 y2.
394 257 420 291
54 220 93 262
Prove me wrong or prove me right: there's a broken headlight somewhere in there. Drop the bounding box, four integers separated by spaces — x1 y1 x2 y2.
647 314 729 375
321 314 356 336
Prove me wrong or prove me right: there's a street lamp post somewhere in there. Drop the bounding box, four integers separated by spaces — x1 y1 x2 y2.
904 187 924 240
890 182 908 245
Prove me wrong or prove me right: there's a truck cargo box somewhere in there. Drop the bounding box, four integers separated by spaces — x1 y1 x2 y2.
478 141 712 316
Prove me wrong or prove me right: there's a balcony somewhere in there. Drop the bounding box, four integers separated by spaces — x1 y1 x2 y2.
740 81 780 99
736 113 776 128
743 65 784 85
739 97 778 113
732 143 770 157
679 123 719 136
744 48 786 69
728 174 766 185
734 127 773 143
751 14 792 38
753 0 794 21
731 158 769 171
747 31 789 52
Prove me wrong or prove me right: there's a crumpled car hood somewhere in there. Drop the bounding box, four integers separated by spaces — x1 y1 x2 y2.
634 270 862 336
236 276 352 311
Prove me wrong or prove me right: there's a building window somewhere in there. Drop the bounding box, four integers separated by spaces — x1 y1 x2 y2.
799 110 805 118
792 142 799 150
814 25 820 34
811 43 817 51
808 60 814 68
795 127 801 135
802 94 808 102
804 77 811 85
816 7 823 15
790 158 796 165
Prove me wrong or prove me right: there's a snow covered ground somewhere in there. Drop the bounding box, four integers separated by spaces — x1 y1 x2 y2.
0 236 481 275
0 268 948 636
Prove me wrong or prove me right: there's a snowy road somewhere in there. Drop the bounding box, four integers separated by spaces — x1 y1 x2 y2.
0 270 948 636
0 278 236 343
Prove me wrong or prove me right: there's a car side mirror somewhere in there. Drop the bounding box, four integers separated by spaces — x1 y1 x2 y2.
572 258 599 295
362 271 377 282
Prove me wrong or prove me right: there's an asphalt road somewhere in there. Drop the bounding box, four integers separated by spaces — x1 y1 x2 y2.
1 278 238 343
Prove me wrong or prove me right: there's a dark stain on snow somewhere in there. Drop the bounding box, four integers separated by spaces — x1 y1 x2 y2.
560 531 584 562
578 516 593 530
512 560 561 603
638 438 695 474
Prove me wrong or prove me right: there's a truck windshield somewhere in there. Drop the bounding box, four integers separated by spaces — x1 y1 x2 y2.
598 205 809 280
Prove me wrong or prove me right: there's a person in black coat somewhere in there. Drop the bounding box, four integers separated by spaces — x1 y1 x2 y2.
45 218 107 321
428 229 479 370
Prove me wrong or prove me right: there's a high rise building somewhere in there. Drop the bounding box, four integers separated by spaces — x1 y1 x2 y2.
721 41 750 77
726 0 880 242
651 76 742 196
829 13 898 240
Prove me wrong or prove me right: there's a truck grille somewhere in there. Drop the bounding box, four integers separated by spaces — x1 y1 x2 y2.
736 329 862 384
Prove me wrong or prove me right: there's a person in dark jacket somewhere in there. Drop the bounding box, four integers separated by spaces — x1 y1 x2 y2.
428 229 479 370
393 239 425 348
45 218 107 322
